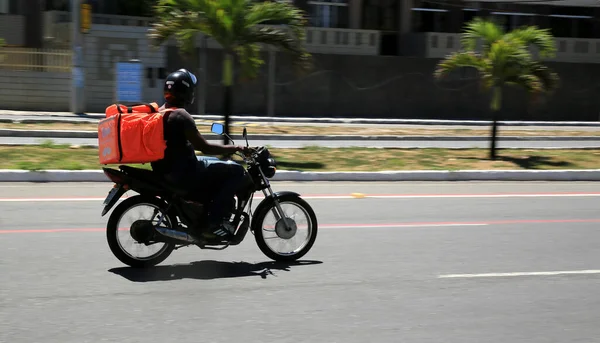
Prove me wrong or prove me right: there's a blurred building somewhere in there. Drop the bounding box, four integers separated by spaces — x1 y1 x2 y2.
2 0 599 58
1 0 599 119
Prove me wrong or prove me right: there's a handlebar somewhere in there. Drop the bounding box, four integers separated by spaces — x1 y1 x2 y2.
235 146 263 164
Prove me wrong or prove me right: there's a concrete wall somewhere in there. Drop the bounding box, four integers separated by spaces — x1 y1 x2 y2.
425 32 600 64
0 15 25 46
167 50 600 121
0 71 70 111
83 25 166 113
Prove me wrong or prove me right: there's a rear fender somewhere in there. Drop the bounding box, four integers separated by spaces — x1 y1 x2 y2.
102 167 163 196
101 184 128 216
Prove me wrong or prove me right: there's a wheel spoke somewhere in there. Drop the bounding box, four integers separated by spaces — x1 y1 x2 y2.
115 203 171 261
260 201 314 256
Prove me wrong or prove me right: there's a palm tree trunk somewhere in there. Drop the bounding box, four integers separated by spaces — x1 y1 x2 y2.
489 86 502 160
222 53 234 145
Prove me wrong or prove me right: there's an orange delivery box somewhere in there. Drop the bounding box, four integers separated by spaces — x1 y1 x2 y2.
98 102 173 165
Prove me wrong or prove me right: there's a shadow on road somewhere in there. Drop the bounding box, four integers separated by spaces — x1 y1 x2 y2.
498 155 572 169
108 260 323 282
276 161 325 170
458 154 573 169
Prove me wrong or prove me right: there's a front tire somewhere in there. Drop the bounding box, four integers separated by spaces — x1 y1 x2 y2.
106 195 176 268
252 194 318 262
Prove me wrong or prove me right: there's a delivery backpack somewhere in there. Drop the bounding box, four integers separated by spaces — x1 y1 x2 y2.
98 102 174 165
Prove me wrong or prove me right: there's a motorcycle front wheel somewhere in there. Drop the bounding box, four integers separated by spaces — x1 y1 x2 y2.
252 193 318 262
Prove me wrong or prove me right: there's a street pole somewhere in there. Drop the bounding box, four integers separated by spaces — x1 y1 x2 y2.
198 36 207 116
267 46 276 117
71 0 85 114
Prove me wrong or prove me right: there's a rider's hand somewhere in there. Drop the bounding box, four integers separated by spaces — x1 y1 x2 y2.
236 145 252 156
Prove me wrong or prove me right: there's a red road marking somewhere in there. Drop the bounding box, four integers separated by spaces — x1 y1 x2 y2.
2 192 600 202
2 218 600 234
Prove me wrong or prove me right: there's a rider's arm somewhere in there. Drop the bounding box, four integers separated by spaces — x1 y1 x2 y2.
179 111 243 155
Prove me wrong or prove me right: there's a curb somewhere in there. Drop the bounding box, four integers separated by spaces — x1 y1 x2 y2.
1 129 600 142
3 111 600 127
2 169 600 182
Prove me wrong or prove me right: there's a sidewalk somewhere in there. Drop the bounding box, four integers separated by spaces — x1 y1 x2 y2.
2 109 600 129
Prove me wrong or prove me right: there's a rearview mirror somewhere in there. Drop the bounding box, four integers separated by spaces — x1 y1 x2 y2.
211 123 224 135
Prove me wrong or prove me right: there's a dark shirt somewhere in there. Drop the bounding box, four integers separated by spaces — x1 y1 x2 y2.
151 105 199 177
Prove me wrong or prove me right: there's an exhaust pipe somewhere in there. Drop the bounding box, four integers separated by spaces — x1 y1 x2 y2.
155 226 198 244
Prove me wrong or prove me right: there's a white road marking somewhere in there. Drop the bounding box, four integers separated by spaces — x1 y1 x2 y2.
322 223 488 229
438 270 600 279
369 193 600 199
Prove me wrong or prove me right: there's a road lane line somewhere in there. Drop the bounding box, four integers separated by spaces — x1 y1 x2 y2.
3 192 600 202
439 270 600 278
5 217 600 235
0 195 351 202
0 223 487 234
320 223 488 229
367 193 600 199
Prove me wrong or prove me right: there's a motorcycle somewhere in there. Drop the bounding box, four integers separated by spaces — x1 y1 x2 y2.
100 123 318 268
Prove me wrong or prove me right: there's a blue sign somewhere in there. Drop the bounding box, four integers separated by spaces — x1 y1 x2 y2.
73 67 84 88
115 61 143 103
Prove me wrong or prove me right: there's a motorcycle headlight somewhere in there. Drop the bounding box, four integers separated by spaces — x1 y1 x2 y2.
263 158 277 178
256 148 277 178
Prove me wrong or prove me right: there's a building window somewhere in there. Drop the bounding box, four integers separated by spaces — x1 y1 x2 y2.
363 0 397 31
411 7 448 32
0 0 20 14
45 0 70 11
308 0 348 28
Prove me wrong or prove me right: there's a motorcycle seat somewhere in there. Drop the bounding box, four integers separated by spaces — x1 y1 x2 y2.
119 165 190 197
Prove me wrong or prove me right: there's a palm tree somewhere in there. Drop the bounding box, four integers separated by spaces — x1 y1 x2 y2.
148 0 312 144
434 18 560 160
0 38 5 47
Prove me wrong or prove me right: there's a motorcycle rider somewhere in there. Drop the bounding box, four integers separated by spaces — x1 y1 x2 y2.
151 68 251 240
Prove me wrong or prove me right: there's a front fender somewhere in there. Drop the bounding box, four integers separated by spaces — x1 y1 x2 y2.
252 191 301 221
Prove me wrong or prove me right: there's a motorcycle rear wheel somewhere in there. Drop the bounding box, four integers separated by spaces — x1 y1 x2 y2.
106 195 176 268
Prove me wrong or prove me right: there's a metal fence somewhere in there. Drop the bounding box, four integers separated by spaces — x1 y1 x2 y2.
0 48 72 72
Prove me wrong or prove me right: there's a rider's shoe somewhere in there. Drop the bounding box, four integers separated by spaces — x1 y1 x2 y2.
200 219 236 241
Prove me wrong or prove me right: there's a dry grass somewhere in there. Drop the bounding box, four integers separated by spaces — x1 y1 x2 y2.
1 122 599 137
1 143 600 171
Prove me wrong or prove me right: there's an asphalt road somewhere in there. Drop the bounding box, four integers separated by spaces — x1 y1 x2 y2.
3 136 600 149
2 181 600 343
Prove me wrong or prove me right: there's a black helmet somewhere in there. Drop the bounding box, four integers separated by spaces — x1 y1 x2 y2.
164 68 198 106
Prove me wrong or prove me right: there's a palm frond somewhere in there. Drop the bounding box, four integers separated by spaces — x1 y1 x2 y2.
504 73 543 93
244 26 311 71
434 51 486 79
487 37 535 82
148 0 207 52
234 43 264 80
245 1 308 27
505 25 556 59
149 0 238 53
529 62 560 93
460 17 505 52
149 0 312 75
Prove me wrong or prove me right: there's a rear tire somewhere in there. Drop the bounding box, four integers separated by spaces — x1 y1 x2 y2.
106 195 176 268
252 194 318 262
